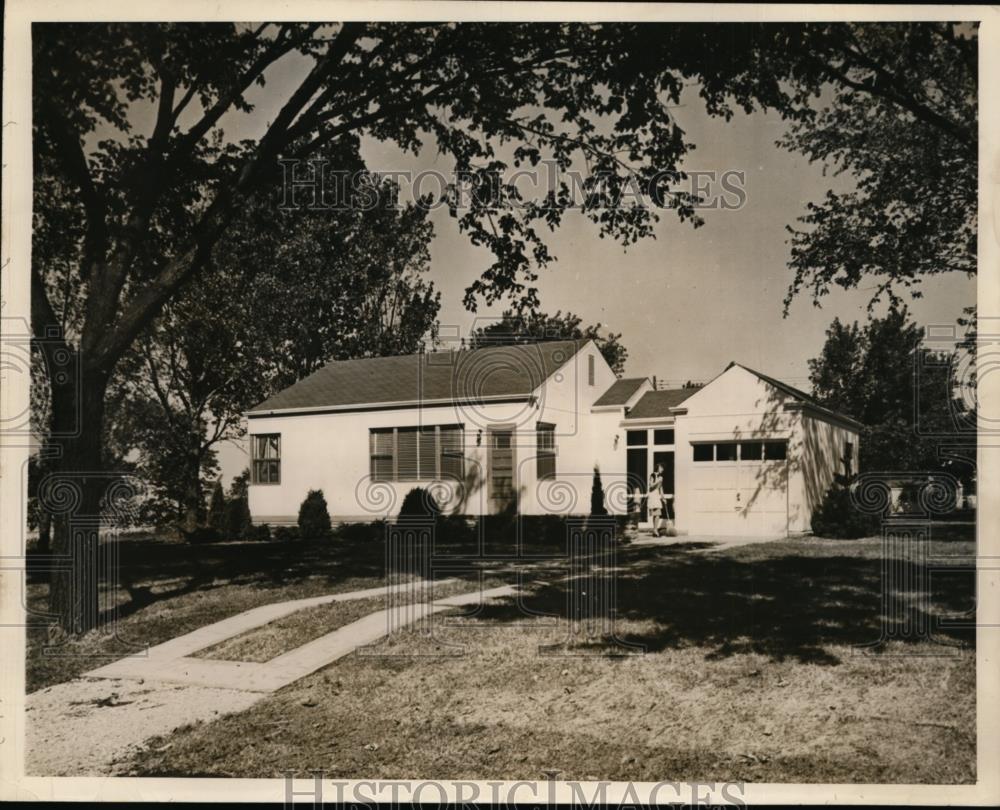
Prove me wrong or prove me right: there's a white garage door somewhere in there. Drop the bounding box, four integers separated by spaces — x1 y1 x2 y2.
689 440 788 536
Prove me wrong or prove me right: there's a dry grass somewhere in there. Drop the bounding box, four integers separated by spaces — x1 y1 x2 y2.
191 578 507 663
125 532 976 783
26 533 404 692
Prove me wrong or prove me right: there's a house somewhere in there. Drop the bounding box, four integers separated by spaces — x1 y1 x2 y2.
246 340 861 537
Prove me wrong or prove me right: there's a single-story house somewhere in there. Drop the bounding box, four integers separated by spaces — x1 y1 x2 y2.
246 339 861 537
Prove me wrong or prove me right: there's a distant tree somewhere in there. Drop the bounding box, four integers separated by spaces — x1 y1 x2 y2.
207 480 226 532
469 309 628 376
590 465 609 516
298 490 333 539
808 308 973 476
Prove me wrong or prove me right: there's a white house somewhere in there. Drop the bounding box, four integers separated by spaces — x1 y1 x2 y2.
246 340 861 537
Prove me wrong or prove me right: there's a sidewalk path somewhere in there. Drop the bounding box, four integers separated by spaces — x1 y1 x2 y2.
26 581 516 775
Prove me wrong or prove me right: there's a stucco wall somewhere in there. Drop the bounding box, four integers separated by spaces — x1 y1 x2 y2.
671 365 859 536
247 342 622 523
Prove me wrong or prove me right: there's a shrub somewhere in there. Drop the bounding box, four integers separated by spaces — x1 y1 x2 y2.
811 483 880 539
224 494 252 540
274 525 300 542
248 523 272 542
298 490 332 539
590 465 608 516
185 526 222 545
207 480 226 531
338 521 386 544
398 487 441 518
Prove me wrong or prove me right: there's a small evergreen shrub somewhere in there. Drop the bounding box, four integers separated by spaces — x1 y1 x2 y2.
298 489 333 539
185 526 222 545
248 523 272 542
207 480 226 531
811 483 881 539
224 494 252 540
590 465 608 516
274 525 300 542
398 487 441 518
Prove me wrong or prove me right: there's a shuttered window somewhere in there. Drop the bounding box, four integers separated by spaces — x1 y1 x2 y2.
369 425 464 481
370 429 394 481
251 434 281 484
537 422 556 480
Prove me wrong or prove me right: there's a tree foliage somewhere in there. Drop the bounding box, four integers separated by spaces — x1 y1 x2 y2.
469 309 628 376
778 23 976 311
808 308 974 477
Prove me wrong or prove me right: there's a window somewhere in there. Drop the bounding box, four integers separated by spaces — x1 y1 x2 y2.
764 440 787 461
740 441 763 461
370 429 394 480
693 443 713 462
252 434 281 484
626 430 648 447
715 442 738 461
653 429 675 445
370 425 464 481
537 423 556 480
588 355 595 386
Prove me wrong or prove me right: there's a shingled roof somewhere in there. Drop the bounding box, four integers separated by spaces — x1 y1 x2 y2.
593 377 648 407
248 340 585 414
623 388 699 420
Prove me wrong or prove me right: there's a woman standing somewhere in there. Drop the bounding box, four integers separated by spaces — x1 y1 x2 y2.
646 469 664 537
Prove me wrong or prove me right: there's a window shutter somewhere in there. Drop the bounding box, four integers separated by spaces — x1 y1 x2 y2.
419 426 437 478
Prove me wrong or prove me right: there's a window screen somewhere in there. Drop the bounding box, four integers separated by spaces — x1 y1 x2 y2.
740 442 763 461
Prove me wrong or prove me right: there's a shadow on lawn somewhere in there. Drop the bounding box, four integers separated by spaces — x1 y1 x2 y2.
473 540 976 665
26 533 391 628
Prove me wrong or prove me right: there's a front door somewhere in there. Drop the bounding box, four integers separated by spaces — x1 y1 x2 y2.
488 427 516 513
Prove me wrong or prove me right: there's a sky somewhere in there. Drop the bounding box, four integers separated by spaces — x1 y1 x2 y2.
113 34 976 482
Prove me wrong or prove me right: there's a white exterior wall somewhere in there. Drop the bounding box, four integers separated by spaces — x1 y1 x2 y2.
672 365 859 536
526 346 625 516
248 342 622 523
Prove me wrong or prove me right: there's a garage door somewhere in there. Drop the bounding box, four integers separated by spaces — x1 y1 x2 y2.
689 440 788 536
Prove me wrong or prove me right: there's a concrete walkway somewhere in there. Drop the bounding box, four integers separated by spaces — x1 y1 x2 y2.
27 580 517 775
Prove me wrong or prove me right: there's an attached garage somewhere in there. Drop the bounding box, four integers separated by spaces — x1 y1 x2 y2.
620 363 861 538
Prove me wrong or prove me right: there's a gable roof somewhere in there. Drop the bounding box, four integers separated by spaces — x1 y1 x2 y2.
593 377 648 407
727 362 863 429
624 388 699 420
248 340 585 415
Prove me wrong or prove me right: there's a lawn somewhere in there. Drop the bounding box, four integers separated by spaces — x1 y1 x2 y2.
118 528 976 783
25 528 401 692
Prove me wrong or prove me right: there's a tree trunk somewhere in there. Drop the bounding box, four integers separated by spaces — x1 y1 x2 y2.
180 448 204 535
47 364 111 636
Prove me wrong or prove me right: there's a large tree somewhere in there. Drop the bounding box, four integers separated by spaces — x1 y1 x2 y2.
469 309 628 376
108 173 439 531
32 21 973 632
777 23 976 311
808 308 974 477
